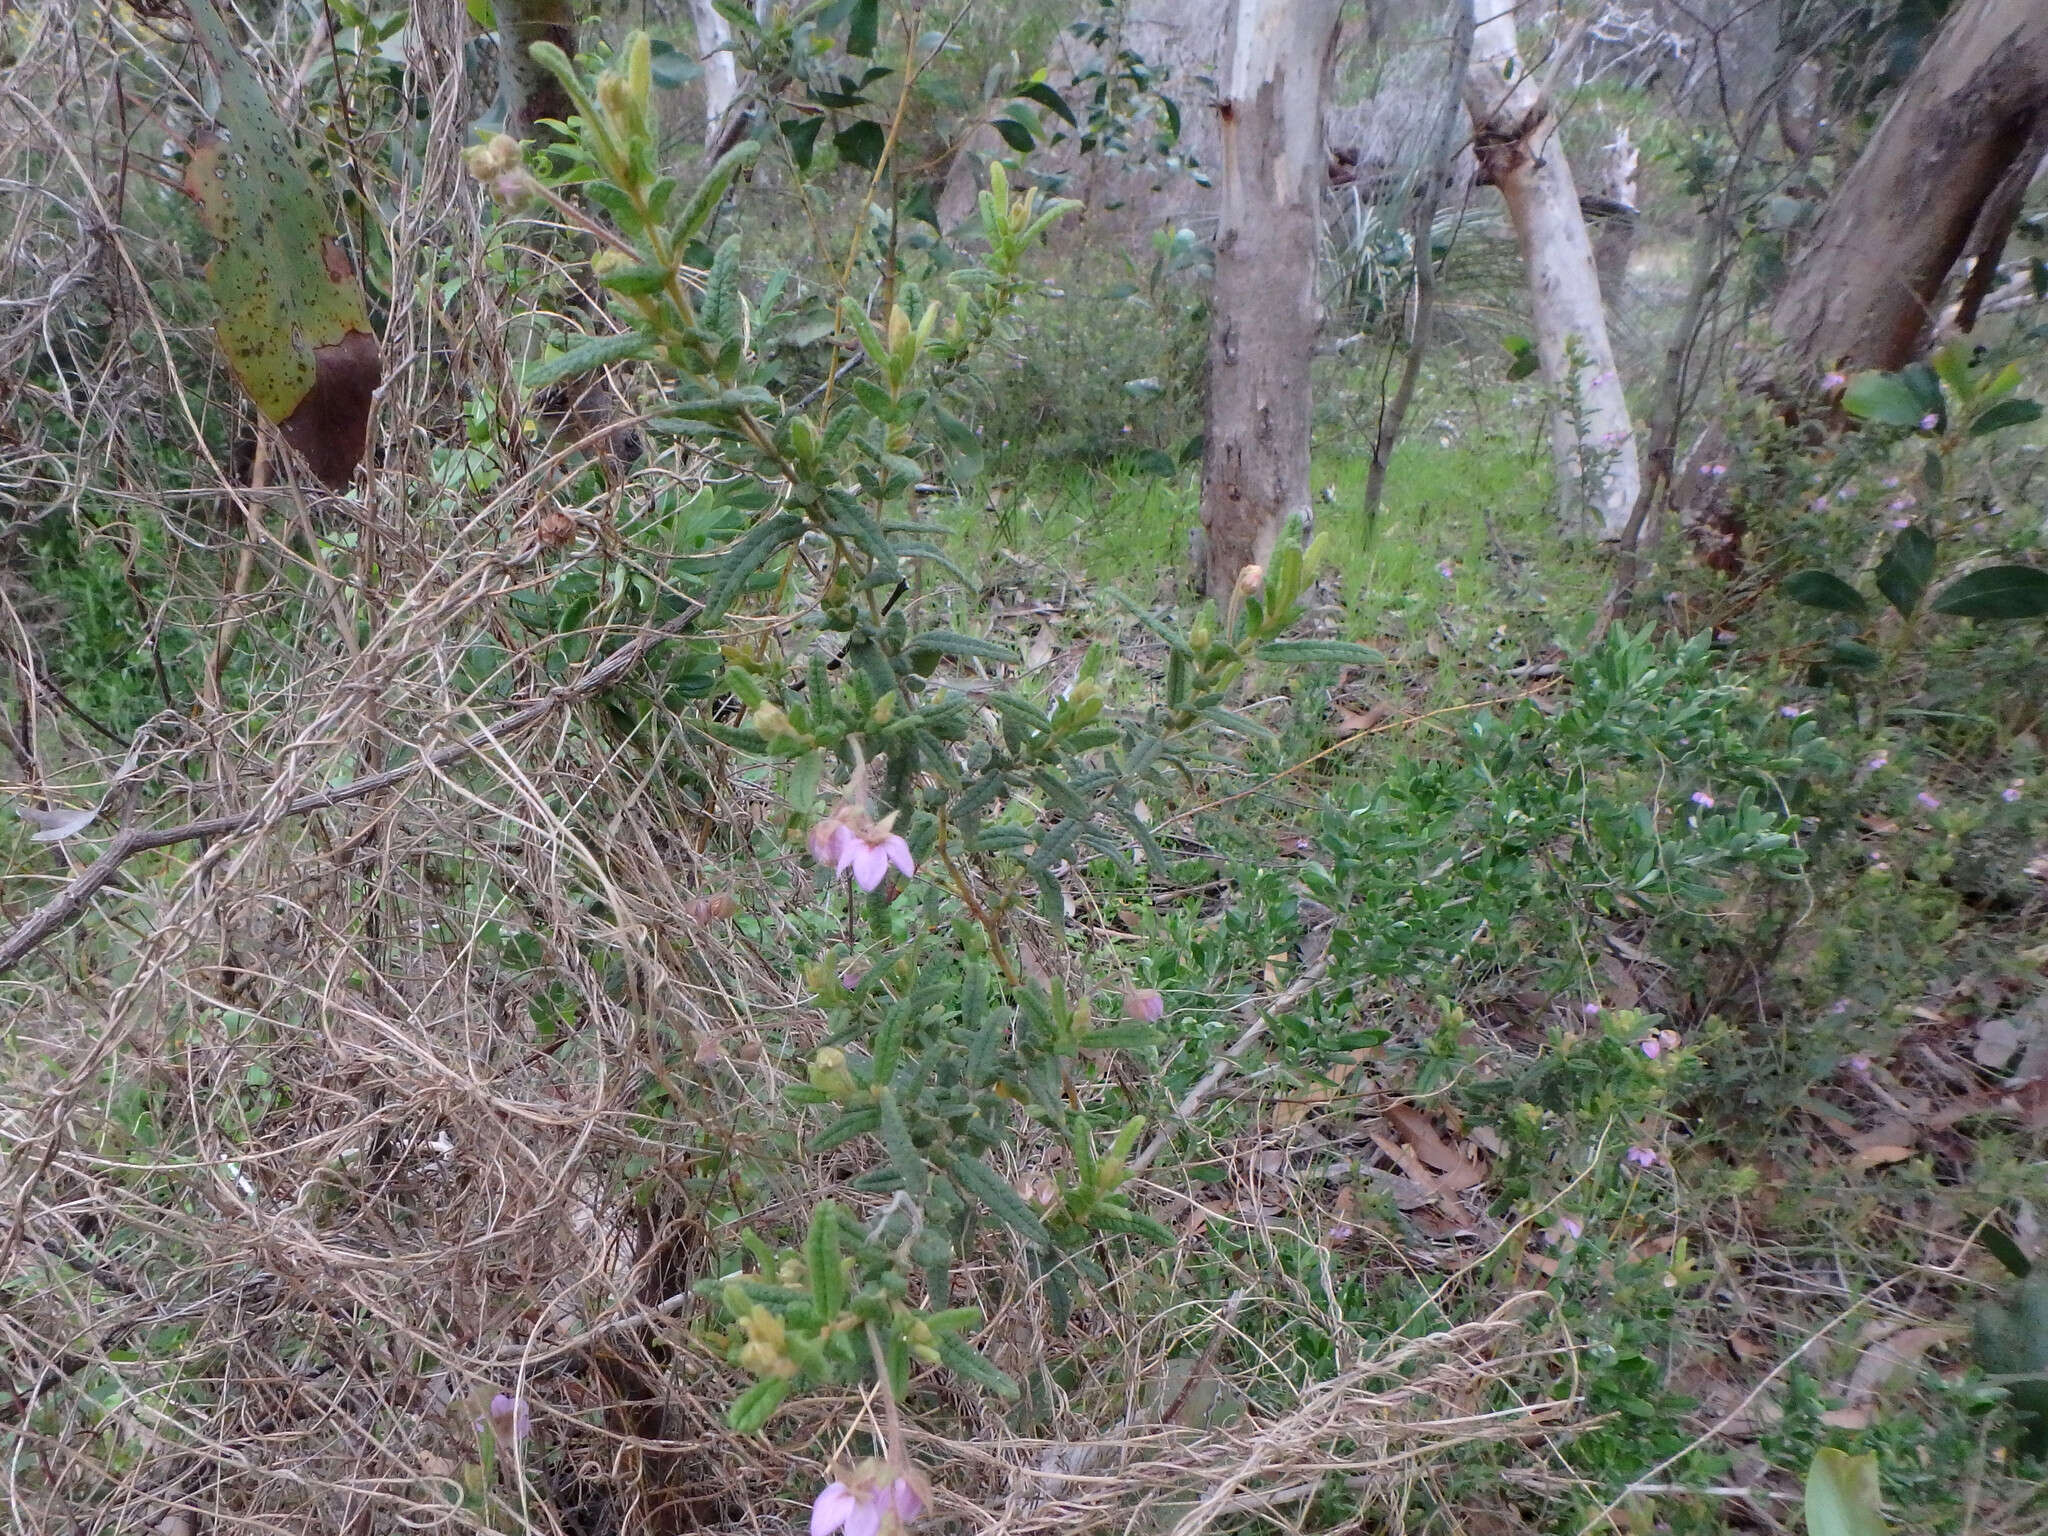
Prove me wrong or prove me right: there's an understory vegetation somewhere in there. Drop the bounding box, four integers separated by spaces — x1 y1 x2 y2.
1 3 2046 1535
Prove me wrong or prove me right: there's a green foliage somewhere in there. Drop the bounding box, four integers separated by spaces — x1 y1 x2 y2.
501 31 1358 1432
1806 1449 1889 1536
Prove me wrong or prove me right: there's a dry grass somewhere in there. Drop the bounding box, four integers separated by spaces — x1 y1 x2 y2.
0 6 1581 1532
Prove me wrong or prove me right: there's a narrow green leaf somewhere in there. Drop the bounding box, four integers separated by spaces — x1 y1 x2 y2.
1873 526 1935 617
806 1201 845 1318
725 1376 790 1433
907 630 1022 665
1258 639 1388 667
1983 1223 2034 1279
936 1331 1020 1397
1930 565 2048 620
877 1088 930 1199
1014 81 1077 125
522 329 653 393
1971 398 2045 437
1781 569 1869 615
699 512 806 625
672 140 760 246
945 1151 1053 1246
810 1105 881 1153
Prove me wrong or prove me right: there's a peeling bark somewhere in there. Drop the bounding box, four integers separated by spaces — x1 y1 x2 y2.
1198 0 1343 598
1463 0 1640 538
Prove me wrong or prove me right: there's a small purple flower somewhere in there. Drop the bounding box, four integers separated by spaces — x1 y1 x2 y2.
1583 1001 1603 1017
1864 752 1889 772
1690 790 1715 809
1847 1054 1872 1074
1881 476 1901 490
1625 1146 1658 1168
1811 495 1829 511
1781 705 1808 718
1887 495 1915 514
1919 413 1939 431
1551 1216 1585 1244
1639 1037 1662 1060
1829 999 1851 1015
1121 986 1165 1023
1915 790 1942 811
477 1393 531 1446
1821 371 1847 392
2003 783 2024 804
1703 463 1728 479
1438 560 1455 580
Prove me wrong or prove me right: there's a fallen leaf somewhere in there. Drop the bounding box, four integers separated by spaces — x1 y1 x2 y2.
1843 1324 1955 1404
1975 1018 2023 1070
1385 1104 1485 1191
1852 1144 1915 1170
11 802 99 843
1820 1406 1872 1430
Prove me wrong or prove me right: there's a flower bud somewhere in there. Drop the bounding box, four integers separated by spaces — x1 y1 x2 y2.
1121 987 1165 1024
808 1046 856 1100
751 701 799 742
1234 563 1265 597
462 133 523 182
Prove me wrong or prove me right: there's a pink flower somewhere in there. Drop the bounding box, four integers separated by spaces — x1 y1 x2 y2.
1811 496 1829 511
1121 987 1165 1023
1919 413 1939 430
810 808 915 892
1625 1145 1658 1168
1639 1037 1661 1060
1847 1054 1872 1074
476 1392 531 1445
1690 790 1715 808
1864 752 1888 772
1549 1216 1584 1245
1821 371 1847 392
809 818 852 867
1914 790 1941 811
1437 560 1456 580
812 1469 925 1536
1583 1001 1603 1017
836 822 914 892
1703 463 1727 479
2004 783 2024 803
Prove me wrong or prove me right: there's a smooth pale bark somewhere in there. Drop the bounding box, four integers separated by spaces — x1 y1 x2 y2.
1463 0 1639 537
688 0 741 149
1197 0 1342 598
1585 125 1638 301
1770 0 2048 371
491 0 576 139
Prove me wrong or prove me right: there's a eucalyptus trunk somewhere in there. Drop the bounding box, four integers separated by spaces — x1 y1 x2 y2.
1770 0 2048 371
1463 0 1640 538
1197 0 1343 597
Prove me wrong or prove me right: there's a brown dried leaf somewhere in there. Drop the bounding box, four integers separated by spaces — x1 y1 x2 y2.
1384 1104 1486 1191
